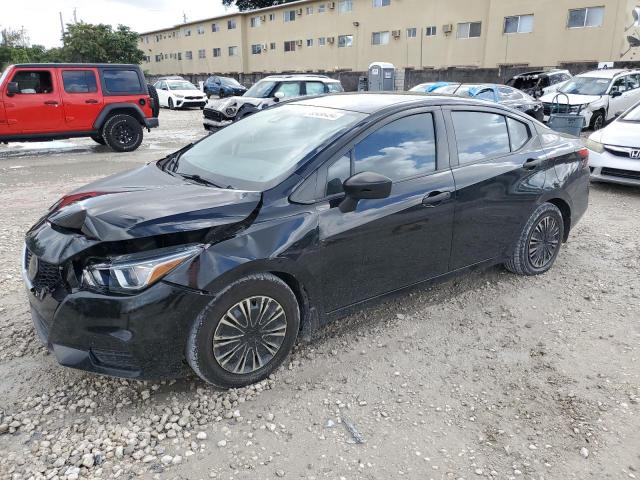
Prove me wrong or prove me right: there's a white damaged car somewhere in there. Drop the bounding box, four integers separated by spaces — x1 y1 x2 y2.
586 100 640 186
540 69 640 130
202 74 344 130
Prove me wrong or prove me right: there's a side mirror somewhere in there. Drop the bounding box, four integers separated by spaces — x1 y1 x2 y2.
611 90 622 98
274 91 285 101
339 171 392 213
7 82 19 96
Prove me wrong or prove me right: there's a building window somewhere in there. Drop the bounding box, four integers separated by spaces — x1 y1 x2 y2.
269 13 275 21
184 28 191 37
284 10 296 22
373 0 390 7
338 34 353 47
177 52 182 60
250 16 262 27
213 48 221 57
339 0 353 13
307 38 314 46
504 14 534 33
185 51 192 60
251 44 263 54
270 42 276 50
284 40 296 52
407 27 417 38
197 25 205 34
228 46 238 56
198 49 206 58
318 4 326 13
457 21 482 38
212 23 219 32
228 19 237 29
567 6 604 28
318 36 326 46
372 31 390 45
155 54 162 62
306 6 314 14
425 25 437 36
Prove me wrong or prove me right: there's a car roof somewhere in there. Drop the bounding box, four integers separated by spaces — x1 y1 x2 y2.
513 69 569 77
292 92 503 114
261 74 340 82
577 69 639 79
12 63 140 69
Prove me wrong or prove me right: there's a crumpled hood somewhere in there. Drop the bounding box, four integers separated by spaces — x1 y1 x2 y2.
540 92 602 106
206 96 269 112
46 163 261 242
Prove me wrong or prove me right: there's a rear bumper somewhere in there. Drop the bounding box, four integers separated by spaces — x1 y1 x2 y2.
27 280 212 380
144 117 159 129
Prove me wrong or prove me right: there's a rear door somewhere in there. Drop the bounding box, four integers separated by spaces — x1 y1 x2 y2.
313 108 455 311
444 107 549 269
3 68 64 133
59 68 103 131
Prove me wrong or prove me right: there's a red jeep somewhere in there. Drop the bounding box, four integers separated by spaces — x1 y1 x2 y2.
0 63 159 152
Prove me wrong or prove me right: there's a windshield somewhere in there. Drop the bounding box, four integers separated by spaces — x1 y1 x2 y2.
327 82 344 93
168 104 366 190
621 102 640 122
244 80 277 98
168 81 198 91
559 77 610 96
221 77 243 87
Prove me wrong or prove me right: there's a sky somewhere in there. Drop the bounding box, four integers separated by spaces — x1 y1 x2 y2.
1 0 237 48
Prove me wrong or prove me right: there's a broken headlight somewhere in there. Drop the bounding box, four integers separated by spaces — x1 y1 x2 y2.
82 245 202 293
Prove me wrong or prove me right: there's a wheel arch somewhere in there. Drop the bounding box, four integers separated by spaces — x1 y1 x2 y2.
546 197 571 242
93 103 146 130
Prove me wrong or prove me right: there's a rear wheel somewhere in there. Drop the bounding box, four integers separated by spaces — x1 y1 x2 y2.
90 135 105 145
102 114 143 152
505 203 564 276
186 274 300 388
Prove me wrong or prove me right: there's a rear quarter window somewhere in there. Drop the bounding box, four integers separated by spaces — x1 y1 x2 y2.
102 69 142 94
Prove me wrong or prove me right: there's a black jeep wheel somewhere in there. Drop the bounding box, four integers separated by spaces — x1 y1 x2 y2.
102 114 144 152
91 135 106 145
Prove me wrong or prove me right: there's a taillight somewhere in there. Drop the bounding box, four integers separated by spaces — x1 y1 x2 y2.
577 147 589 169
50 191 110 213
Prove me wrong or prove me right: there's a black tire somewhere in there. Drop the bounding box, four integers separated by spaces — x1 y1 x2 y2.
235 105 258 122
168 98 175 110
590 111 605 130
90 135 106 145
505 203 564 276
102 114 144 152
147 83 160 117
186 273 300 388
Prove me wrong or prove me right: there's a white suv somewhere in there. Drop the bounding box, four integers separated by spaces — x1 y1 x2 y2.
540 69 640 130
202 74 344 130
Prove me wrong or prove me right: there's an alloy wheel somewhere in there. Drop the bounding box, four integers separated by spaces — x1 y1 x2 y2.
113 123 135 146
527 215 560 269
213 296 287 374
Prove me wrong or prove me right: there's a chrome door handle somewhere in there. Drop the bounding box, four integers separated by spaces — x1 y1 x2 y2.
422 191 451 207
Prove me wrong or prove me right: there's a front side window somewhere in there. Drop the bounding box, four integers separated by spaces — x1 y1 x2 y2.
244 80 276 98
10 70 54 94
354 113 437 181
451 111 510 164
457 21 482 38
305 81 326 95
274 82 301 97
62 70 97 93
504 14 534 33
372 31 390 45
568 6 604 28
339 0 353 13
326 155 351 195
172 105 366 191
338 35 353 47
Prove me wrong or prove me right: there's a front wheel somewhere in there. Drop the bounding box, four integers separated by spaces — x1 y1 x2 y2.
168 98 175 110
504 203 564 276
91 135 106 145
590 111 605 130
186 274 300 388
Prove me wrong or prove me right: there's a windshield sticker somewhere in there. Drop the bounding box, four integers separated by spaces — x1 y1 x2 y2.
302 109 346 120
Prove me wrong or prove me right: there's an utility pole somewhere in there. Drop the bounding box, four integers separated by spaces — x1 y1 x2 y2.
73 8 78 23
59 11 65 38
183 12 187 24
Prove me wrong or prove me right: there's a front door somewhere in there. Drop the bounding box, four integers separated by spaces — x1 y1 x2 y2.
445 107 549 269
59 69 103 131
608 74 640 119
315 109 455 312
4 68 64 133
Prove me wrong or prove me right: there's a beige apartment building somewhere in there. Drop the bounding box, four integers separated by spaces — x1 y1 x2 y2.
139 0 640 76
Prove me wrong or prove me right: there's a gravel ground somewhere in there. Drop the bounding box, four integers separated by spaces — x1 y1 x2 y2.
0 109 639 480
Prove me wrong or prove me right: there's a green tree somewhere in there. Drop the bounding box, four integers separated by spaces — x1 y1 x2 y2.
62 23 144 64
221 0 297 11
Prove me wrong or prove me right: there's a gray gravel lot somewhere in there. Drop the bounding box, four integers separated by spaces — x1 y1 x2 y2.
0 109 639 480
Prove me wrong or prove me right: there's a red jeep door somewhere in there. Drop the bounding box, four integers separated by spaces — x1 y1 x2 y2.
3 68 64 133
58 68 103 130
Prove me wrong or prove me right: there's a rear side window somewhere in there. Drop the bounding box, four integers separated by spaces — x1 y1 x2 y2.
62 70 97 93
354 113 436 181
102 69 142 94
305 81 326 95
452 111 510 164
10 70 54 94
507 117 530 151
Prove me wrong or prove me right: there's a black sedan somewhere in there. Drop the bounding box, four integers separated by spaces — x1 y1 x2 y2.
23 93 589 388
